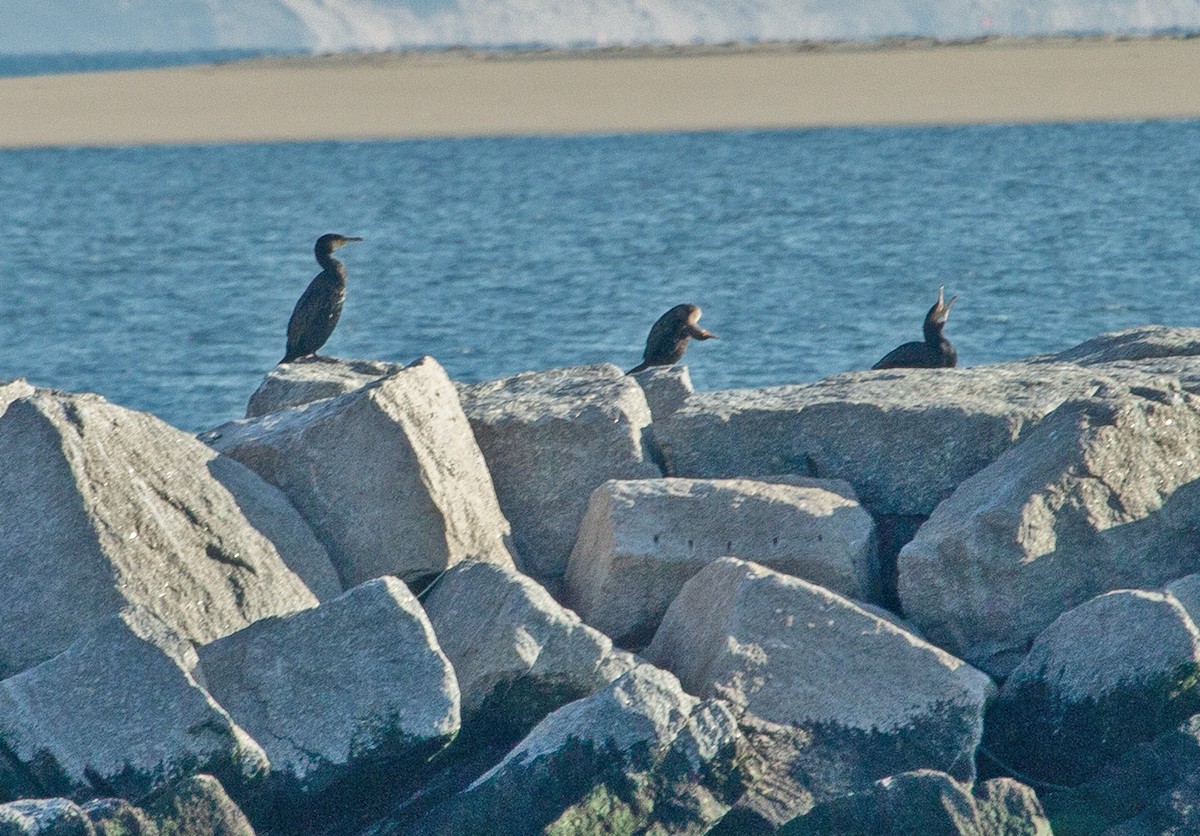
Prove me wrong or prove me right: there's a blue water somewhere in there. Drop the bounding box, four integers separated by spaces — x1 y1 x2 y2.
0 50 281 78
3 120 1200 431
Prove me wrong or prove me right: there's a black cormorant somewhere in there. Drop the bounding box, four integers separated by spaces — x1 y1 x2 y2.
280 233 364 364
872 286 957 370
627 304 718 375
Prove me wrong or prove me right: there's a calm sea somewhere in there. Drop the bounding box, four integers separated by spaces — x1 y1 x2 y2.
3 120 1200 430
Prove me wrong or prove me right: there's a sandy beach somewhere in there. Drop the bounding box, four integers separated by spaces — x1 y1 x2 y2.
3 36 1200 148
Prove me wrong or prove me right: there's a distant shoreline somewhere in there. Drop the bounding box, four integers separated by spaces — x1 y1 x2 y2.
4 34 1200 149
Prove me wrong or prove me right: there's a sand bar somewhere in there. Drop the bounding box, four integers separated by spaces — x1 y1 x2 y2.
4 37 1200 149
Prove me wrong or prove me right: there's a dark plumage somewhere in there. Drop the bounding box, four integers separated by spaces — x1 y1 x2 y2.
627 304 718 375
872 286 957 370
280 233 363 364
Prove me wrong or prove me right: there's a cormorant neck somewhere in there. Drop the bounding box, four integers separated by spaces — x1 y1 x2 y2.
923 320 945 346
315 249 341 272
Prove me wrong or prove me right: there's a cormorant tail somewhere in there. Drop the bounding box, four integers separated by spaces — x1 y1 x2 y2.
626 362 650 375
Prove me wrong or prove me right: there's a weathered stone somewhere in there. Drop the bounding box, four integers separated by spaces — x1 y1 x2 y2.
456 364 660 583
984 589 1200 787
630 364 694 423
82 799 157 836
652 363 1174 516
0 612 267 803
414 664 748 836
196 577 459 807
245 357 402 419
0 798 95 836
1041 713 1200 836
565 477 877 647
145 775 255 836
205 356 515 588
1045 325 1200 365
422 561 634 745
778 770 1050 836
0 388 338 679
646 558 995 827
899 386 1200 677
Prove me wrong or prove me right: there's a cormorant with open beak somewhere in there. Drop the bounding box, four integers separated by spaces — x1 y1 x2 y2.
627 304 718 375
281 233 364 364
872 286 957 369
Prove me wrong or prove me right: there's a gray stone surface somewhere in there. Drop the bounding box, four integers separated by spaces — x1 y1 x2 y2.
456 364 661 582
899 386 1200 677
206 356 515 587
778 770 1050 836
414 664 748 835
565 477 877 647
196 577 459 800
984 589 1200 787
0 388 338 679
81 799 157 836
1041 714 1200 836
630 364 694 423
652 363 1177 516
422 561 634 743
1045 325 1200 365
0 798 94 835
646 558 995 827
0 612 267 802
145 775 255 836
245 357 403 418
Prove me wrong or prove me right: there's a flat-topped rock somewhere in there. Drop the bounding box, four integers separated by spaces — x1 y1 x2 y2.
0 798 93 835
413 664 748 835
779 770 1050 836
899 385 1200 677
422 561 633 745
0 612 267 803
565 477 877 647
456 364 660 582
647 558 994 827
629 364 694 422
652 363 1181 516
0 388 338 679
205 356 515 588
246 357 403 418
197 577 459 813
984 589 1200 787
1044 325 1200 365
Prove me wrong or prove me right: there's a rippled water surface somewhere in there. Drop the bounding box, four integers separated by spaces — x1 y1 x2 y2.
3 121 1200 430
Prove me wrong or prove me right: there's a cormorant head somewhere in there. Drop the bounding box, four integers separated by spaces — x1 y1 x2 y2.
669 303 719 340
315 233 364 259
925 286 957 327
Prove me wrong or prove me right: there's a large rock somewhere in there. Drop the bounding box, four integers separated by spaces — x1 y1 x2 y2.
421 561 634 744
456 364 660 583
898 386 1200 677
1041 713 1200 835
196 577 459 809
0 611 267 803
629 365 694 423
0 388 339 679
205 357 515 588
0 798 94 835
1045 325 1200 365
413 664 748 836
565 477 877 647
646 558 995 828
778 770 1050 836
652 363 1177 516
144 775 255 836
983 589 1200 787
245 358 402 419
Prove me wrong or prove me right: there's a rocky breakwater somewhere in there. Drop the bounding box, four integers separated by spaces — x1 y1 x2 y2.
6 325 1200 834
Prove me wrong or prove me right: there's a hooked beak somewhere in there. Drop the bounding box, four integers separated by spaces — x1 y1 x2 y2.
690 325 719 341
345 236 364 243
934 286 956 321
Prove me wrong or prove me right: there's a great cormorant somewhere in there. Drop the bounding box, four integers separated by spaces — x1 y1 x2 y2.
280 233 363 364
872 286 957 370
627 304 718 375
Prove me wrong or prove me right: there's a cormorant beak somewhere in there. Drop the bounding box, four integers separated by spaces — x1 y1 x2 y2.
690 326 719 341
932 286 956 322
345 237 365 243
